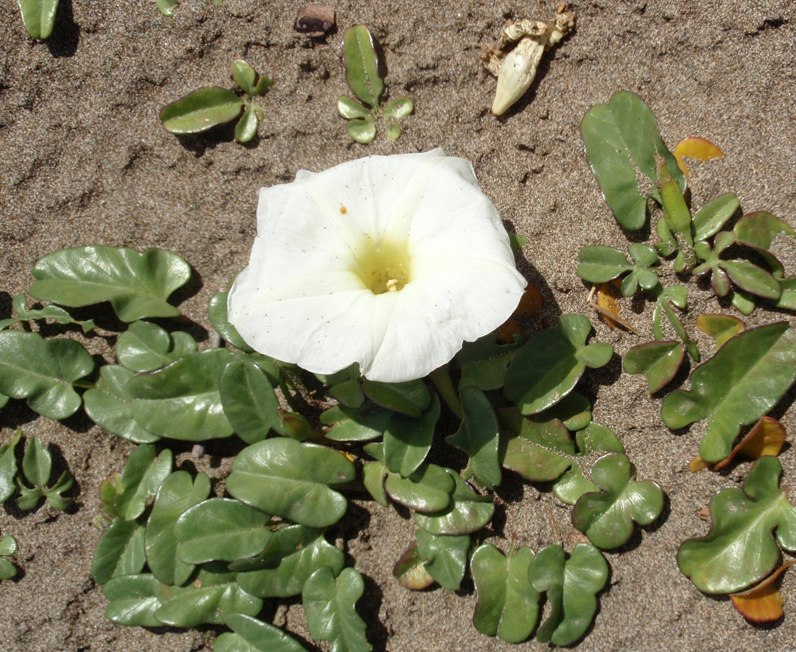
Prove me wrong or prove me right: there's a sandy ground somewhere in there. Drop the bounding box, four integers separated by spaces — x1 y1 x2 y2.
1 1 796 650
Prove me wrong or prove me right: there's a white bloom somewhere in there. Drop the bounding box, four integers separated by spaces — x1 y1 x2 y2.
228 149 527 382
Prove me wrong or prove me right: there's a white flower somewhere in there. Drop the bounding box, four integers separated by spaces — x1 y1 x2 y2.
228 149 527 382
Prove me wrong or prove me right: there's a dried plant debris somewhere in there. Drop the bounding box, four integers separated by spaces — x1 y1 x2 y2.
482 3 575 115
294 4 335 37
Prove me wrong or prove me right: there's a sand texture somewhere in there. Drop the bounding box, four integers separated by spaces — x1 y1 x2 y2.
1 1 796 650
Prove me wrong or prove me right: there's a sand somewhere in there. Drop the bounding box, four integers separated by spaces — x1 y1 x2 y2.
1 1 795 650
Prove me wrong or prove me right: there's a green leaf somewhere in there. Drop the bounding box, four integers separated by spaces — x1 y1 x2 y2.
231 60 257 95
504 314 613 415
361 378 430 417
695 314 745 348
734 211 796 278
385 121 401 140
83 366 161 444
413 471 494 535
127 349 237 442
571 453 664 549
209 290 254 352
17 0 59 39
115 445 172 521
661 323 796 463
347 116 376 144
580 91 684 230
384 463 455 513
777 276 796 311
456 333 522 391
446 387 501 489
154 564 263 627
655 295 699 361
0 430 23 503
303 567 372 652
160 87 244 134
576 246 631 283
471 544 538 643
235 105 259 143
415 530 469 592
732 288 756 315
252 74 273 97
678 456 796 594
384 395 440 477
233 526 344 598
533 391 592 431
0 536 18 580
0 331 93 419
329 379 364 408
322 405 391 442
116 321 197 373
342 25 383 108
227 438 356 528
624 340 684 394
721 259 781 299
16 435 74 511
175 498 272 564
498 409 574 482
693 193 740 241
337 97 372 120
392 540 435 590
0 293 94 332
102 573 167 627
30 246 191 322
224 613 309 652
145 471 210 586
92 518 147 585
219 359 282 444
528 543 609 646
382 97 413 120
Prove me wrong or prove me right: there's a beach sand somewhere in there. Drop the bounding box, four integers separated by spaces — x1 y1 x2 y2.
1 1 795 650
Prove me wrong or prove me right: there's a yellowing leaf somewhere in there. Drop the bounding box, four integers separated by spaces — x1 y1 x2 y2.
514 286 543 319
674 137 724 181
596 283 620 329
497 318 522 344
695 314 745 349
695 416 786 472
689 456 710 472
731 561 795 623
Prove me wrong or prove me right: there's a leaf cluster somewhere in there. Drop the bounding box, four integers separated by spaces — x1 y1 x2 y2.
160 60 273 143
338 26 414 143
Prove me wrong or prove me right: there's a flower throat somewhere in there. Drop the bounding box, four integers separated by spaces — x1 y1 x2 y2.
354 236 411 295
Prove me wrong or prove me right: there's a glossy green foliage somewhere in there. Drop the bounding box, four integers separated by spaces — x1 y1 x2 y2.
678 456 796 594
553 424 625 505
175 498 272 564
692 193 739 241
0 331 93 419
504 314 613 415
227 438 356 528
734 211 796 278
0 293 95 332
93 518 147 585
652 287 699 361
383 395 440 476
209 290 254 352
116 321 197 373
624 340 684 394
145 471 210 586
219 359 282 444
471 544 538 643
0 535 18 580
413 472 494 535
115 445 172 521
222 613 309 652
580 91 684 230
302 567 372 652
18 0 59 39
161 60 272 143
0 430 22 503
15 435 74 511
577 244 659 296
527 544 609 646
329 379 365 408
83 366 160 444
534 391 592 431
233 525 344 598
661 323 796 463
338 25 413 143
446 386 501 488
30 246 191 322
571 453 663 549
456 333 522 391
127 349 236 441
383 462 455 513
322 403 392 442
361 378 430 417
499 409 574 482
415 530 470 591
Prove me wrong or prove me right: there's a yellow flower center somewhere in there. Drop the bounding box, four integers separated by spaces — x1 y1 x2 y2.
353 236 411 295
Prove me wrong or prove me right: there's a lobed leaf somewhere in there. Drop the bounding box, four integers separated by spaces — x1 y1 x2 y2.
553 424 625 505
446 387 501 489
0 293 94 332
115 445 173 521
224 613 309 652
384 395 440 477
384 463 455 513
498 408 573 483
733 211 796 278
30 246 191 322
17 435 74 511
415 530 470 592
116 321 197 373
576 246 631 284
219 359 282 444
624 340 684 394
413 471 494 535
456 333 522 392
92 518 147 585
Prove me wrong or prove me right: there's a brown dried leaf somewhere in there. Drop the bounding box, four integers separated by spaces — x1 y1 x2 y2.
731 561 796 623
714 417 787 471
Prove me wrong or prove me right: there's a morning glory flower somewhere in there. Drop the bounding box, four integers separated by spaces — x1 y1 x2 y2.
228 149 527 382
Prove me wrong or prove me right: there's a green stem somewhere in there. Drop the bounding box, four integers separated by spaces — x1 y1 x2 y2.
429 364 462 419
